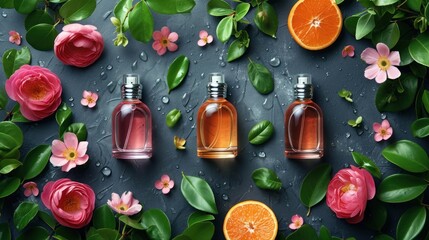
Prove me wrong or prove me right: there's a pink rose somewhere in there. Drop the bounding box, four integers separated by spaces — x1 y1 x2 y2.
5 65 62 121
54 23 104 68
41 178 95 229
326 165 376 224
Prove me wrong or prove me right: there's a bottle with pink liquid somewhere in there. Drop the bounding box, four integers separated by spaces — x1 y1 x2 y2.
112 74 152 159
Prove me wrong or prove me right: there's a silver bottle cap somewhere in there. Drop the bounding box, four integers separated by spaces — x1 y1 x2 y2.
294 74 313 99
122 74 142 99
207 73 227 98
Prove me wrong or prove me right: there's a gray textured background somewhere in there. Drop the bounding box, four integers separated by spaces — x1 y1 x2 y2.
1 0 424 239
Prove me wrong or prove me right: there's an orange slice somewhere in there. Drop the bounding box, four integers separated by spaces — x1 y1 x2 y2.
288 0 342 50
223 200 278 240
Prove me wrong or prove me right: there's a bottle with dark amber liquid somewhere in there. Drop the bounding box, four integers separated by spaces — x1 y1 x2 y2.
285 74 324 159
197 73 238 159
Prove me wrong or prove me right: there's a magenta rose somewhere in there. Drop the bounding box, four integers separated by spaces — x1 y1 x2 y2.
5 65 62 121
54 23 104 67
41 178 95 229
326 165 376 224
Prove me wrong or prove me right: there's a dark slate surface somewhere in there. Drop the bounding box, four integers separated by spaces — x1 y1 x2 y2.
0 1 424 239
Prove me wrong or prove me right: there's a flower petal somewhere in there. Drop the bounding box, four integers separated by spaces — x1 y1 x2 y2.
388 51 401 66
373 122 381 132
161 26 170 37
50 155 68 166
77 141 88 157
161 175 170 183
381 120 390 129
375 70 387 84
374 133 383 142
168 32 179 42
376 43 390 57
63 132 78 150
167 42 178 52
162 187 170 194
154 180 164 190
361 48 379 64
198 39 206 47
386 66 401 80
364 64 380 80
206 35 213 44
52 139 67 156
199 30 208 39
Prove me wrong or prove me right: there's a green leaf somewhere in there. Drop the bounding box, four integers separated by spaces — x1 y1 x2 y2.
146 0 195 14
351 152 381 179
11 104 29 123
181 173 218 214
0 121 23 147
14 0 38 14
254 2 278 38
26 24 59 51
129 1 153 43
166 109 181 128
407 0 422 12
14 202 39 231
423 90 429 113
235 3 250 21
0 223 11 240
364 200 387 231
114 0 132 31
374 234 394 240
141 209 171 240
319 225 332 240
347 116 363 127
54 226 82 240
0 177 20 198
65 123 88 141
373 0 400 6
167 55 190 93
87 228 120 240
247 58 274 95
173 221 214 240
382 140 429 172
286 224 318 240
409 32 429 67
344 15 359 37
0 159 22 174
0 0 14 8
2 47 32 78
38 211 57 229
248 120 274 145
16 227 49 240
118 215 145 230
372 22 400 49
21 145 51 181
338 89 353 102
0 87 7 110
56 103 73 136
207 0 233 16
227 30 249 62
216 16 233 42
300 163 332 209
59 0 96 22
25 10 54 31
187 211 215 227
377 174 428 203
412 118 429 138
375 74 418 112
397 206 426 240
93 205 115 229
410 61 427 78
251 168 282 191
356 13 375 40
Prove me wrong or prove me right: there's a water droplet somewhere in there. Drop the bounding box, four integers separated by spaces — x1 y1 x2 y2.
170 208 176 214
357 129 364 136
265 48 269 52
101 167 112 177
353 109 357 114
222 194 229 201
175 165 180 169
95 162 101 167
182 93 190 107
68 97 74 102
116 56 123 63
199 53 203 57
215 47 219 52
381 113 387 119
262 97 273 110
100 71 107 80
200 73 205 79
189 116 193 121
38 60 45 67
269 57 281 67
106 64 113 70
103 10 112 20
101 130 106 135
1 12 7 18
315 64 319 68
198 171 205 176
220 61 226 67
107 81 116 93
157 106 161 111
70 103 74 107
258 151 266 158
193 60 197 64
161 96 170 104
326 72 330 77
344 163 350 168
325 97 329 102
321 56 326 61
131 60 138 71
345 132 351 139
139 51 148 61
348 147 354 152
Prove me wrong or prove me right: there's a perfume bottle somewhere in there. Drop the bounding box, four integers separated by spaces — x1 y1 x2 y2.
112 74 152 159
285 74 324 159
197 73 238 159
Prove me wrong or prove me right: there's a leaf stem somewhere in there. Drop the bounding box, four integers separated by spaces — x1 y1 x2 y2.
307 207 311 216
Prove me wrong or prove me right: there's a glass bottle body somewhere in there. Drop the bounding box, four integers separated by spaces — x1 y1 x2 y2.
284 99 324 159
112 99 152 159
197 98 238 159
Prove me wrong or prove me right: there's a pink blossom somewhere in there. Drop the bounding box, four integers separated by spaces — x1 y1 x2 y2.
197 30 213 47
80 90 98 108
23 182 39 197
289 214 303 230
107 191 142 215
326 166 376 224
50 132 89 172
41 178 95 229
361 43 401 83
373 119 393 142
342 45 355 58
9 30 21 45
155 174 174 194
152 26 178 56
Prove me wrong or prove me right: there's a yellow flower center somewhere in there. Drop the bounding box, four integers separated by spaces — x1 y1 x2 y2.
377 56 391 71
23 81 48 100
87 96 95 104
380 128 387 136
162 37 168 46
63 148 77 161
59 193 81 213
118 204 129 211
163 181 170 188
341 183 357 193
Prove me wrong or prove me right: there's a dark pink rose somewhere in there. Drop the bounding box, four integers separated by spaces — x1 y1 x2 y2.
326 165 376 224
5 65 62 121
54 23 104 68
41 178 95 229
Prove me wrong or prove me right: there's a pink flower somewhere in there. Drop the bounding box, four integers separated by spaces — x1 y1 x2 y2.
342 45 354 58
80 90 98 108
107 191 142 215
54 24 104 68
326 166 376 224
373 119 393 142
5 65 62 121
361 43 401 83
50 132 89 172
289 214 304 230
41 178 95 229
9 30 21 45
197 30 213 47
152 26 178 56
154 174 174 194
23 182 39 197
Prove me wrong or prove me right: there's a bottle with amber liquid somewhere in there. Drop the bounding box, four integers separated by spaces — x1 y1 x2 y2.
112 74 152 159
285 74 324 159
197 73 238 159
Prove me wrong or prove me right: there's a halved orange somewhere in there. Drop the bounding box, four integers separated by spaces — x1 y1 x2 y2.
288 0 343 50
223 200 278 240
